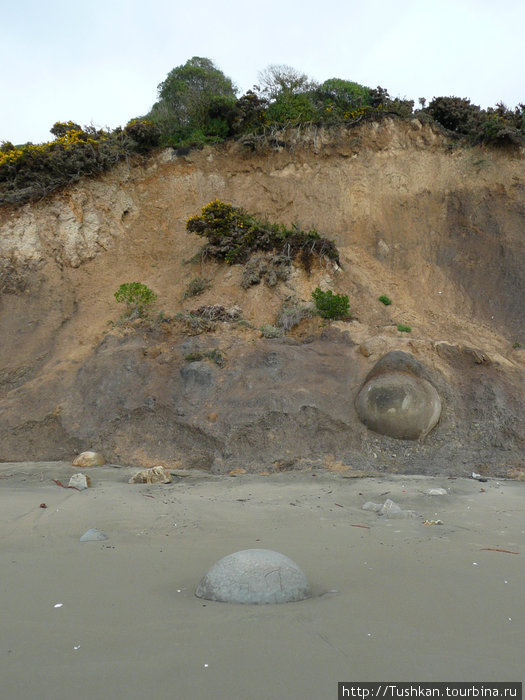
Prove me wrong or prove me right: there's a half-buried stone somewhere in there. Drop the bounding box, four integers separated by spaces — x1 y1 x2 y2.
355 351 441 440
195 549 311 604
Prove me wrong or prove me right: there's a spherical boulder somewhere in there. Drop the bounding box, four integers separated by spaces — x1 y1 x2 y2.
356 352 441 440
195 549 311 604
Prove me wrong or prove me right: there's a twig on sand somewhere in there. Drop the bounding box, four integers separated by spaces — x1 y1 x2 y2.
52 479 81 492
480 548 519 554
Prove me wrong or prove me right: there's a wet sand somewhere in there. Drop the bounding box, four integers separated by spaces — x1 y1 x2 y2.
1 462 524 699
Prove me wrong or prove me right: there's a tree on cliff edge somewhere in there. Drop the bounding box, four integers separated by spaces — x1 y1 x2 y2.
147 57 238 146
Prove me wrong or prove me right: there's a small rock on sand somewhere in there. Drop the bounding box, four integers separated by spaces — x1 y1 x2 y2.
362 498 418 519
128 466 172 484
80 528 108 542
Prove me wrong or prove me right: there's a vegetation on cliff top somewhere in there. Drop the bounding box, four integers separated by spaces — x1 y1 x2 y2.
1 57 523 206
0 120 160 205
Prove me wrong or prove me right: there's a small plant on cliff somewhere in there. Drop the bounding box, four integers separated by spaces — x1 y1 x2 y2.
260 323 284 339
311 288 349 319
275 296 316 331
379 295 392 306
183 276 211 300
114 282 157 318
397 324 412 333
184 348 226 367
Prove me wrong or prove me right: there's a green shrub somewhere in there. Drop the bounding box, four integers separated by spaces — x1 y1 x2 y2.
311 288 349 319
378 295 392 305
114 282 157 318
267 92 319 125
397 324 412 333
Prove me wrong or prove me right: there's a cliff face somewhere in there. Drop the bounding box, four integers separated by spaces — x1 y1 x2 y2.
0 118 523 476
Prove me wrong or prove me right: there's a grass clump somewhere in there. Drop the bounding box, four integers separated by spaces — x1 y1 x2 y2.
379 295 392 306
176 304 242 335
241 253 291 289
311 288 349 320
275 297 316 331
184 349 225 367
397 324 412 333
183 276 211 299
260 324 285 339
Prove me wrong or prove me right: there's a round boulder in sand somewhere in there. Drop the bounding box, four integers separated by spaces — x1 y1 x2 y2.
195 549 311 604
355 351 441 440
72 451 106 467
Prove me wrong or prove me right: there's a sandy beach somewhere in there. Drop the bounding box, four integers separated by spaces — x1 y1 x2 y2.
1 462 524 699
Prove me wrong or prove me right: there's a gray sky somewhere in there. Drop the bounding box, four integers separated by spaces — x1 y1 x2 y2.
2 0 523 144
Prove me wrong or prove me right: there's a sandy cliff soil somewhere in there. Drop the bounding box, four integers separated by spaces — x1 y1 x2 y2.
0 118 523 475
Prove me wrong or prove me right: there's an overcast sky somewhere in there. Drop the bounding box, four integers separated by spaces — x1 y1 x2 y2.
2 0 523 144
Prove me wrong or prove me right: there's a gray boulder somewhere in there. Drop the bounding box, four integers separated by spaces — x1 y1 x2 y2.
195 549 311 604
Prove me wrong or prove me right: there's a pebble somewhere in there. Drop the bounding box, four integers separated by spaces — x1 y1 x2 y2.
80 528 108 542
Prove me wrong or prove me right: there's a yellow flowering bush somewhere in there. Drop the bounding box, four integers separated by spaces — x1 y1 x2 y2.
186 200 340 270
0 121 153 205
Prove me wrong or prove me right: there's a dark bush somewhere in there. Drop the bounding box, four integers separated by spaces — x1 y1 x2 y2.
124 119 161 152
233 91 269 133
426 97 481 133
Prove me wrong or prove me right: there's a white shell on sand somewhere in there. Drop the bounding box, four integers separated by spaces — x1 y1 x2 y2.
195 549 311 604
68 473 91 490
80 528 108 542
362 498 418 519
72 451 106 467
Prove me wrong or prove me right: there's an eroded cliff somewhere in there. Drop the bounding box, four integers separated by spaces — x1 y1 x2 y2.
0 118 523 476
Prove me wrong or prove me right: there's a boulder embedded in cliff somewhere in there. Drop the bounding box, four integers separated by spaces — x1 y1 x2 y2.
72 451 106 467
355 352 441 440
